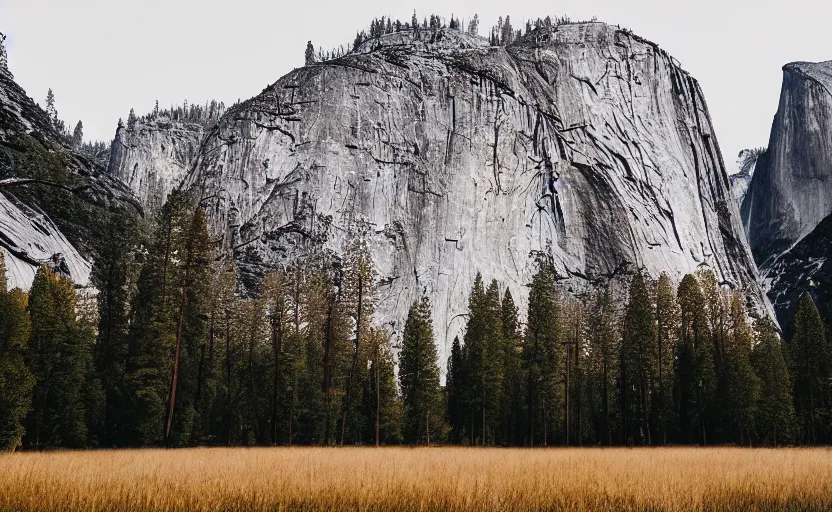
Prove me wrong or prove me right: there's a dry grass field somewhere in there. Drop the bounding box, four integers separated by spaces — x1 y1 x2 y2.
1 447 831 511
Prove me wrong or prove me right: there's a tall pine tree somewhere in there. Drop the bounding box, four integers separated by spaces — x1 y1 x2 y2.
675 273 716 445
788 293 831 444
620 270 655 445
399 296 442 444
522 256 561 446
751 318 796 446
0 252 35 451
26 267 96 448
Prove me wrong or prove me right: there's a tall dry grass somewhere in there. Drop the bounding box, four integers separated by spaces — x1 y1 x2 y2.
1 447 831 511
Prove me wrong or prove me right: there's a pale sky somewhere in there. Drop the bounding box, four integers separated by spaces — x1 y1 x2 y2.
2 0 830 172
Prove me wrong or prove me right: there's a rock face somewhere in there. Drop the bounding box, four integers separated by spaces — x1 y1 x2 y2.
740 60 832 330
762 212 832 335
730 148 762 207
182 22 768 360
742 61 832 265
107 117 205 212
0 63 139 290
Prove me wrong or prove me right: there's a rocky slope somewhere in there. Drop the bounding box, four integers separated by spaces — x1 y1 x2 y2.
107 110 219 212
742 61 832 264
0 63 140 290
179 22 768 360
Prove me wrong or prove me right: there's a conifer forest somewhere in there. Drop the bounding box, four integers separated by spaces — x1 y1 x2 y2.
1 193 828 450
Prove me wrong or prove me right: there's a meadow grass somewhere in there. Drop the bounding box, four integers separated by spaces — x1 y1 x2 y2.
1 447 831 511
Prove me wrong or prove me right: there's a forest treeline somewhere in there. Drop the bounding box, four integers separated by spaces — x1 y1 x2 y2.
1 195 831 451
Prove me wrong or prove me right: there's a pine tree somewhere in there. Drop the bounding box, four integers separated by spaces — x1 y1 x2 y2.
0 252 35 451
124 192 211 446
293 266 329 444
45 89 57 121
499 289 524 446
522 256 561 446
461 274 503 445
675 274 716 445
71 121 83 148
0 31 8 71
305 41 315 65
164 199 212 446
362 328 401 445
127 108 137 130
585 285 619 445
399 296 442 444
91 212 138 446
501 15 514 45
26 267 94 448
718 293 760 445
751 318 796 445
621 270 655 445
468 14 479 36
788 293 831 444
262 269 294 445
338 238 375 445
562 298 586 446
446 336 465 443
653 273 678 444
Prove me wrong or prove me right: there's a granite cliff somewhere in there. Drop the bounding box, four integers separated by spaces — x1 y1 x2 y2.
178 22 767 358
741 60 832 331
742 61 832 263
107 103 225 212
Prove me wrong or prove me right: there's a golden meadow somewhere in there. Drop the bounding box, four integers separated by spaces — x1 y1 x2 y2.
2 447 832 512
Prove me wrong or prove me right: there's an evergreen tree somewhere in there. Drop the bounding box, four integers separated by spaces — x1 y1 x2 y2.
26 267 95 448
71 121 83 148
305 41 315 65
653 273 678 444
751 318 796 445
675 274 716 445
338 237 375 445
585 285 619 445
262 269 295 445
124 191 211 446
620 270 655 445
501 15 514 45
499 289 524 446
164 199 212 445
446 336 465 443
91 212 137 446
127 108 137 130
720 293 760 445
788 293 831 444
0 31 8 71
462 277 504 445
399 296 442 444
293 266 329 444
362 328 401 445
0 252 35 451
562 298 586 445
468 14 479 36
522 255 561 446
45 88 58 127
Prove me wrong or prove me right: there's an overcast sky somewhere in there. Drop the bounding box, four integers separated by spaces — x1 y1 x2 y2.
2 0 830 172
